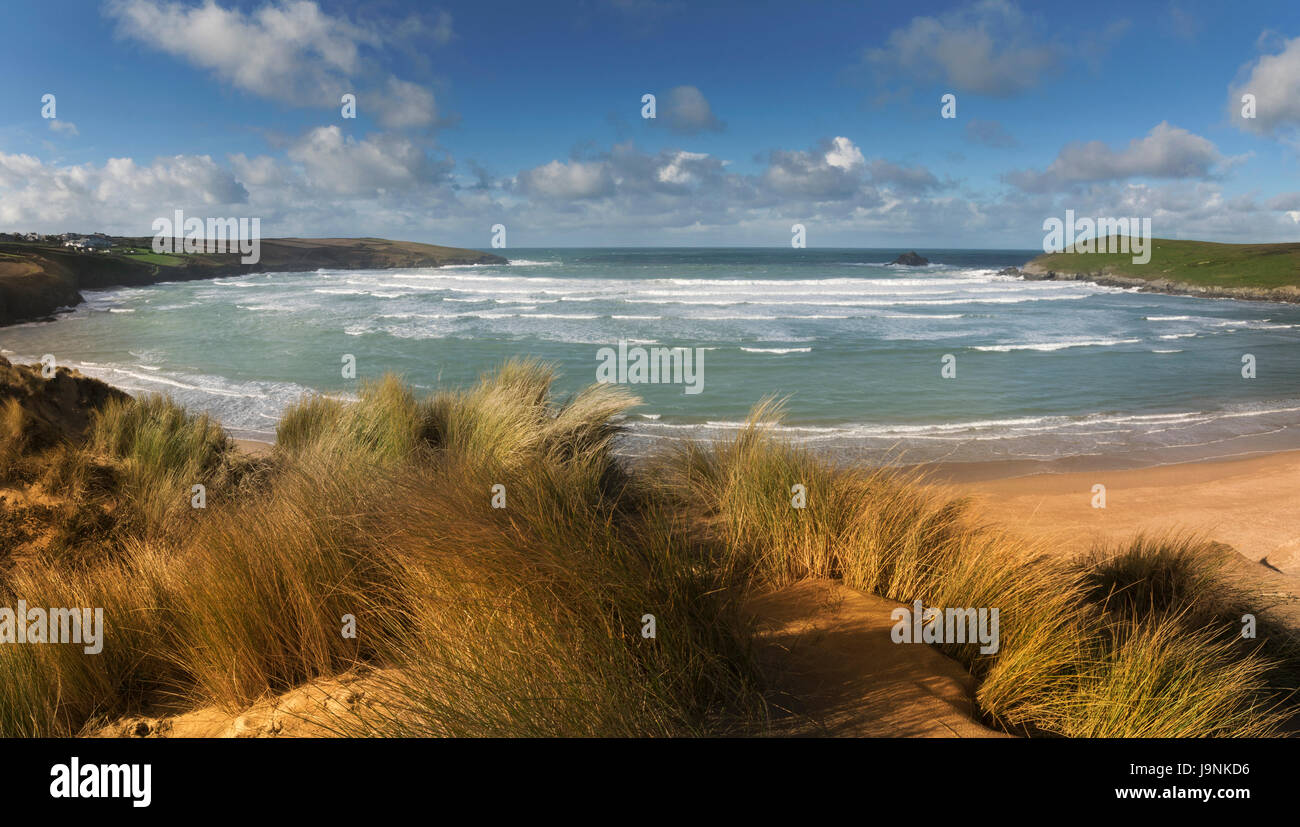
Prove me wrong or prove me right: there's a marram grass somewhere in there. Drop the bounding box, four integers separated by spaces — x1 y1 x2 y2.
0 361 1292 737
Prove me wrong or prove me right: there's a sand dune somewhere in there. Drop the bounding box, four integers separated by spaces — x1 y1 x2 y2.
748 579 1006 737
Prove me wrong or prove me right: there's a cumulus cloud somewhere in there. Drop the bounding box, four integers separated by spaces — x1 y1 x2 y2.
106 0 376 105
0 152 247 230
1266 192 1300 211
512 136 939 213
516 159 616 200
370 78 439 129
866 0 1062 97
655 150 712 186
761 136 880 200
285 126 449 195
105 0 442 128
1228 34 1300 136
867 160 942 193
1004 122 1227 192
4 127 1294 247
824 136 865 170
657 86 724 135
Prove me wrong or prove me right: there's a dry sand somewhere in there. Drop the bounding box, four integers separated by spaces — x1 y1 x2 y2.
233 437 274 457
747 579 1006 737
93 668 399 738
939 449 1300 632
942 450 1300 572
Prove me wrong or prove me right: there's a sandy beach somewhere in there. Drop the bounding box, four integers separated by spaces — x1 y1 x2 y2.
940 450 1300 572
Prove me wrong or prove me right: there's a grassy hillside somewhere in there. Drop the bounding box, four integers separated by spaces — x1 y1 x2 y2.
0 237 507 325
1024 237 1300 294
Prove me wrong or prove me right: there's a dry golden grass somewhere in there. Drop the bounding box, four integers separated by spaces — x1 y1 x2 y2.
0 363 1293 737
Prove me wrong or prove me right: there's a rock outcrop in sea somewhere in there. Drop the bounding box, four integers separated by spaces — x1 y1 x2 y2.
891 251 929 266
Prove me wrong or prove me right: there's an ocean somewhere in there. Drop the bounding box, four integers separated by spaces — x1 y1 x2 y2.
3 247 1298 469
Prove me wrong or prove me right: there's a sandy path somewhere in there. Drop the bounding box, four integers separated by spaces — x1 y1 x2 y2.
747 579 1006 737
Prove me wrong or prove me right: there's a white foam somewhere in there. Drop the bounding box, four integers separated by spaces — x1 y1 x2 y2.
972 338 1140 352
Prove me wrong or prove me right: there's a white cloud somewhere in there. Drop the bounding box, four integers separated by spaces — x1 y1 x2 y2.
824 136 865 170
1229 34 1300 136
370 78 438 129
867 159 941 193
867 0 1062 97
2 130 1295 247
763 137 871 200
656 150 710 185
516 159 615 200
106 0 376 106
285 126 447 195
48 121 79 137
1005 122 1227 192
105 0 442 129
0 152 247 231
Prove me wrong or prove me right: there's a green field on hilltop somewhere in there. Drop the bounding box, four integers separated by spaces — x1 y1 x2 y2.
1028 238 1300 290
119 250 188 266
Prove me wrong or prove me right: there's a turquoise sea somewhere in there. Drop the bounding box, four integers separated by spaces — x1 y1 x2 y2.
2 248 1298 468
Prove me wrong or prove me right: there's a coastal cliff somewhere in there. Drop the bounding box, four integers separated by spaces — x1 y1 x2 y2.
1018 238 1300 304
0 237 507 326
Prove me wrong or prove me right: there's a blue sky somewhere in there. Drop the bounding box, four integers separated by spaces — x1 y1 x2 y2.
1 0 1298 247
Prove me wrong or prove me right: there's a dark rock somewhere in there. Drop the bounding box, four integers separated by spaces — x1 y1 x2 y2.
891 251 929 266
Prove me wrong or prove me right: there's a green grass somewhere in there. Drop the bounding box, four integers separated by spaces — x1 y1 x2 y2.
118 251 186 266
1029 237 1300 290
84 394 240 539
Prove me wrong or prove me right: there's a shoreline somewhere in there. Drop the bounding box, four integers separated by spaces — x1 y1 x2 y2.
1014 266 1300 305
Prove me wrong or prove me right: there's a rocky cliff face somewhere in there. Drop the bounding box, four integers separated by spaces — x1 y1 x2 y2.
0 256 85 325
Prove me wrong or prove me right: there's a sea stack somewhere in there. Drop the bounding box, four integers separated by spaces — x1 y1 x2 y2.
891 251 929 266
